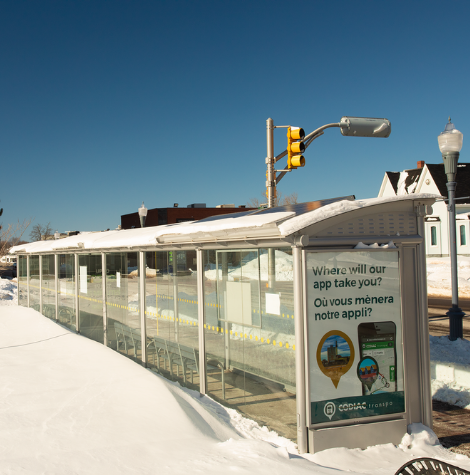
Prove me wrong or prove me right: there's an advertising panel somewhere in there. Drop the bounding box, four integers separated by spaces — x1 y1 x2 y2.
306 250 404 425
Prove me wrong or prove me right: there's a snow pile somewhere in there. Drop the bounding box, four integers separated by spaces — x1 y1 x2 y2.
427 256 470 298
129 267 158 278
430 335 470 366
204 249 293 282
355 241 397 249
305 423 468 472
0 277 18 304
430 336 470 408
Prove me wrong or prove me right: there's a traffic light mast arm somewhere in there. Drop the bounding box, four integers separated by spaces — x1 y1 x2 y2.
303 122 342 143
273 123 341 163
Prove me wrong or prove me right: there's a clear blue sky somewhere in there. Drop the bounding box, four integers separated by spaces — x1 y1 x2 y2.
2 1 469 235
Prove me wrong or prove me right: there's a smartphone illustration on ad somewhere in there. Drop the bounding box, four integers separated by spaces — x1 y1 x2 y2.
357 321 397 395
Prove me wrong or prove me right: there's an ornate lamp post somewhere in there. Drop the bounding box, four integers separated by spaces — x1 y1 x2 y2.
138 202 148 228
438 118 464 340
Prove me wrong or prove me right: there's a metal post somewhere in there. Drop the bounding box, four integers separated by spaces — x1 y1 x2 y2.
75 254 80 333
139 251 147 366
39 255 43 315
293 246 307 453
266 118 275 208
446 181 465 340
220 252 230 369
173 253 179 342
54 254 59 320
27 255 30 308
268 248 275 289
197 249 206 395
102 252 107 347
416 206 433 427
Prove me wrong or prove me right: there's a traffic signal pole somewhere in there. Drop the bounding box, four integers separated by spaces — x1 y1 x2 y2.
266 118 275 209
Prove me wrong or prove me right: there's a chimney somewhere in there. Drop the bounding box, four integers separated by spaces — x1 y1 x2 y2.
417 160 425 168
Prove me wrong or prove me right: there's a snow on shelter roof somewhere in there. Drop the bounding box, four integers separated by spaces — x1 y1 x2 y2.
10 194 438 254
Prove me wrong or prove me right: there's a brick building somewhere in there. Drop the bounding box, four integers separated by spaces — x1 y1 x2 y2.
121 203 255 229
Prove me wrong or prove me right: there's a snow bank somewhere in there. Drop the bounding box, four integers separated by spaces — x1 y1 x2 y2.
305 423 470 473
427 256 470 298
0 277 17 304
204 249 293 282
430 336 470 409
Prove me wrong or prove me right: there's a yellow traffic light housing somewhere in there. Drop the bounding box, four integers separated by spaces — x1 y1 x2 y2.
287 127 305 169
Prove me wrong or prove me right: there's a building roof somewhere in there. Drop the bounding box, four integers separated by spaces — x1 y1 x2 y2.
426 163 470 201
385 163 470 203
386 168 423 195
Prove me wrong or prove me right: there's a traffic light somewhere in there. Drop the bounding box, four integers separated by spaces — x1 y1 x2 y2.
287 127 305 169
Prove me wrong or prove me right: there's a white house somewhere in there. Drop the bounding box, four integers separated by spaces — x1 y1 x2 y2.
378 161 470 256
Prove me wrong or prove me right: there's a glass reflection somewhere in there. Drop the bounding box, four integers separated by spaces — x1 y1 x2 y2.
58 254 76 330
203 248 296 441
18 256 28 307
106 252 142 362
78 254 104 344
29 256 40 312
41 255 56 320
144 250 199 388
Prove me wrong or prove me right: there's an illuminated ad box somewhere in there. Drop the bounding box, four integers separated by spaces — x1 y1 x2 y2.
306 250 404 425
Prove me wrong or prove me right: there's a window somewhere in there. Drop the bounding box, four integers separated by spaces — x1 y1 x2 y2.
460 225 467 246
431 226 437 246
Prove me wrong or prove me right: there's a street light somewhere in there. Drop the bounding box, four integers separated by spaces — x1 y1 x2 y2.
438 117 464 340
138 202 148 228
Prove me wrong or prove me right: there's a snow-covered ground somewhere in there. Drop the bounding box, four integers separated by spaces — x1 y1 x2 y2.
427 255 470 298
1 277 470 473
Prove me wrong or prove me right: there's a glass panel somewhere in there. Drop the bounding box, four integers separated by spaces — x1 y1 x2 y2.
58 254 76 330
18 256 28 307
29 256 40 311
106 252 141 361
431 226 437 246
460 225 467 246
41 255 56 320
204 248 296 441
144 250 199 388
78 254 104 344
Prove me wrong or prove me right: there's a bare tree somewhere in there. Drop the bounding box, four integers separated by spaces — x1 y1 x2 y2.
246 196 261 208
282 191 298 205
0 219 32 258
247 191 299 208
29 222 53 242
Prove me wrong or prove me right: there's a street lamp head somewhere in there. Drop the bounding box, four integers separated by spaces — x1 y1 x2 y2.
438 118 463 183
339 117 391 138
438 117 463 154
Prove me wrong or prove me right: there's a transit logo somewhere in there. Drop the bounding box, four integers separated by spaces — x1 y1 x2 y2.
324 402 336 420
